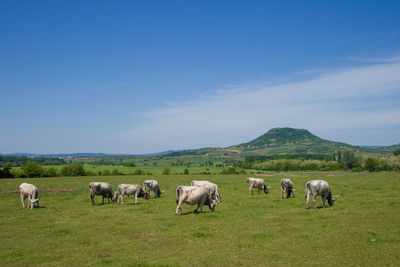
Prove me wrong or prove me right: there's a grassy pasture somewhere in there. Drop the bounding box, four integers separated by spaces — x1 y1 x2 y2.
0 172 399 266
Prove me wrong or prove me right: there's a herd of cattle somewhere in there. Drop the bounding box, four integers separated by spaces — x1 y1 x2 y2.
18 178 339 213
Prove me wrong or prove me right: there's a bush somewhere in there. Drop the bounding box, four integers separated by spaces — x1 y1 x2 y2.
184 168 189 175
162 166 171 175
23 162 45 178
112 168 120 175
132 169 145 175
365 157 379 172
61 163 86 176
43 167 58 177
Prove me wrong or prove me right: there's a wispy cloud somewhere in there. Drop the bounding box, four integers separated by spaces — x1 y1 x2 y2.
119 61 400 152
348 56 400 63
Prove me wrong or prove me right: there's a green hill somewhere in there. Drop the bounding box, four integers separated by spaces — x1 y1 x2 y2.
162 127 398 160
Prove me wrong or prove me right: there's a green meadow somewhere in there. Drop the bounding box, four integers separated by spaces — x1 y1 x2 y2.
1 172 399 266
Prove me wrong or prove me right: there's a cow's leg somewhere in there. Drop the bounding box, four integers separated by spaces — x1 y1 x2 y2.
313 195 317 209
121 193 125 204
91 194 95 205
322 195 327 208
175 200 183 215
305 193 310 209
134 192 138 205
281 187 284 199
249 185 253 195
21 194 25 208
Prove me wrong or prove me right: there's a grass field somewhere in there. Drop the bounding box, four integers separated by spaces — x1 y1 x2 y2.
1 172 399 266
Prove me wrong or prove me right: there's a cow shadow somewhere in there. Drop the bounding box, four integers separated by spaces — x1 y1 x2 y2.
178 211 213 216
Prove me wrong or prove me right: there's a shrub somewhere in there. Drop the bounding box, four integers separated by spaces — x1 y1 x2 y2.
184 168 189 175
23 162 45 178
162 166 171 175
43 167 58 177
132 169 145 175
61 163 86 176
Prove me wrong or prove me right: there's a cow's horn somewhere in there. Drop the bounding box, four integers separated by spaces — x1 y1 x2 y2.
333 195 340 198
29 198 39 203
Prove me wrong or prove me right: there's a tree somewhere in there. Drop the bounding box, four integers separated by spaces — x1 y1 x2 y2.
394 148 400 156
340 151 358 170
184 168 189 175
23 162 45 177
365 157 379 172
61 163 86 176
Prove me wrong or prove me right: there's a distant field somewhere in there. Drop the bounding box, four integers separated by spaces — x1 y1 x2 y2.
1 172 399 266
39 164 259 175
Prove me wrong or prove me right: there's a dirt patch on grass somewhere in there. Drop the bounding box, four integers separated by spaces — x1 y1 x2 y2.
40 188 74 193
97 253 110 258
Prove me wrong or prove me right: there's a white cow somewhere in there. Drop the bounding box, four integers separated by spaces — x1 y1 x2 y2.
305 180 339 209
19 183 40 209
89 182 117 205
143 179 162 198
117 184 149 205
191 180 221 202
247 177 269 195
280 178 295 199
175 185 217 215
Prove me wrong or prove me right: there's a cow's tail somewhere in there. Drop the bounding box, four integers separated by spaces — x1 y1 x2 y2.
176 186 183 204
305 181 311 199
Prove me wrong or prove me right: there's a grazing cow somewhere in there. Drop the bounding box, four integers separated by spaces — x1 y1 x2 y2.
143 179 162 198
117 184 149 205
191 180 221 202
247 178 269 195
175 186 217 215
89 182 117 205
280 178 295 199
19 183 40 209
305 180 339 209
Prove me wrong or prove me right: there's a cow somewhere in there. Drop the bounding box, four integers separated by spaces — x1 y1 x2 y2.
175 185 217 215
117 184 149 205
305 180 339 209
19 183 40 209
247 177 269 195
143 179 162 198
280 178 295 199
191 180 221 202
89 182 117 205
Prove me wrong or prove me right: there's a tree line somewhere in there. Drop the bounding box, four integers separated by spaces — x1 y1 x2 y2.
236 151 400 172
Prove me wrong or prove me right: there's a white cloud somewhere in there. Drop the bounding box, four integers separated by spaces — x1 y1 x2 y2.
119 62 400 153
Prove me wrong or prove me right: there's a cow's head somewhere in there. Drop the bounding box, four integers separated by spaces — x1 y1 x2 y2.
263 185 269 195
139 189 149 200
329 194 340 206
29 197 40 208
208 200 217 211
287 187 294 198
111 193 118 203
216 194 222 203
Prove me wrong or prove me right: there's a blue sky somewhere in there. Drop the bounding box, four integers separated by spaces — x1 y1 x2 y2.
1 1 400 154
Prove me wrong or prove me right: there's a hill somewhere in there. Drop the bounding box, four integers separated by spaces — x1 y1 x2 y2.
164 127 397 160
